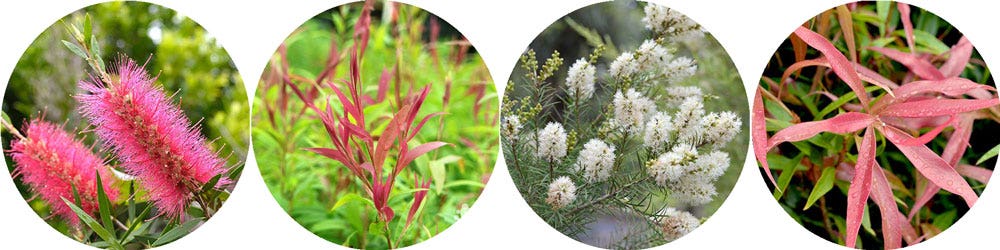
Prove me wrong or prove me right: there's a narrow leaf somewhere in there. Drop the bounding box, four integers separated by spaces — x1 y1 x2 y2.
794 26 869 105
836 6 857 62
95 171 114 238
889 77 995 102
871 166 904 249
62 40 88 59
767 112 872 149
399 142 449 171
892 115 955 146
880 125 978 207
898 2 915 53
152 219 200 247
804 167 837 210
976 143 1000 165
940 37 972 78
845 127 875 248
752 87 776 186
880 98 999 118
956 164 992 184
61 198 120 248
869 46 944 80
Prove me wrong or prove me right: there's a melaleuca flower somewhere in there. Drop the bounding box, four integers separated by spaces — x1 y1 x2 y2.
670 177 717 206
501 115 522 140
642 4 704 42
654 207 701 241
535 122 568 162
635 40 671 72
648 144 697 185
613 88 656 133
575 139 616 183
689 151 730 181
565 58 596 101
609 52 639 80
673 97 705 143
663 86 702 107
643 112 674 151
10 119 119 225
700 111 741 148
661 56 697 84
77 58 229 217
546 176 577 209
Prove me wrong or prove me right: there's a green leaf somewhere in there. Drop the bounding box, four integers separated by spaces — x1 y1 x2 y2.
332 193 374 211
976 143 1000 165
95 171 115 238
932 209 957 231
200 174 223 194
61 197 122 249
83 14 92 44
429 155 461 193
151 219 200 247
121 202 153 245
368 221 385 236
861 204 875 236
773 154 805 199
70 182 82 208
310 220 345 232
91 35 104 72
803 167 837 210
62 40 88 59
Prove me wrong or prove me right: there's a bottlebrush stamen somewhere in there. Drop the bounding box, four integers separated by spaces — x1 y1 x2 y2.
10 119 119 225
77 57 228 217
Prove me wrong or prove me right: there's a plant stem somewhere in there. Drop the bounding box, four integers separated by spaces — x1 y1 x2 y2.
383 222 394 249
0 118 26 141
568 176 650 214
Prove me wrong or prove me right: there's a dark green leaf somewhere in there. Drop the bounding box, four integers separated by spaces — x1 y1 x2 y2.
61 197 122 249
151 219 200 247
804 167 837 210
95 171 115 238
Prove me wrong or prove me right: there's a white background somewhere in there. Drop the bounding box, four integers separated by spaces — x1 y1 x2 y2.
1 0 997 249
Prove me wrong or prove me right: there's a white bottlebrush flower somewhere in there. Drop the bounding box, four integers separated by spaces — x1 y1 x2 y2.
546 176 577 209
663 86 703 107
700 111 742 148
643 112 674 151
688 151 730 181
609 52 639 80
635 39 671 72
662 56 697 84
501 115 522 140
673 97 705 144
648 144 697 186
575 139 616 183
613 88 656 133
535 122 568 162
670 177 717 206
654 207 701 241
642 4 704 42
565 58 597 101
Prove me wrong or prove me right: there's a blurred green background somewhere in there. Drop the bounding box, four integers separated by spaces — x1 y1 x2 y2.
3 1 248 232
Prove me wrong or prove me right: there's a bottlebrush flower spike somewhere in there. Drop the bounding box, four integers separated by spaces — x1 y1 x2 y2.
77 57 229 217
10 119 119 225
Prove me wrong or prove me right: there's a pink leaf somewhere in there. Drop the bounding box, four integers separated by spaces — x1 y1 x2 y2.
845 127 875 248
888 78 996 106
957 164 992 184
305 147 347 163
398 142 448 173
940 37 972 78
330 82 362 121
898 2 916 54
891 115 955 146
405 176 430 231
871 165 904 249
409 112 446 141
879 98 999 118
910 115 974 220
794 27 870 106
752 87 776 186
869 46 944 80
767 112 873 149
880 125 978 207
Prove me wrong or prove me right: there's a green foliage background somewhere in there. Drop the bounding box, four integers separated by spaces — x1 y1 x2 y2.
2 1 248 240
252 2 497 248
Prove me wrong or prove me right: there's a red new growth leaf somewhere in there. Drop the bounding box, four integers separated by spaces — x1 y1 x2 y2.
940 37 972 78
399 142 449 172
869 46 945 80
794 27 870 106
889 77 995 102
891 115 955 146
898 3 915 53
845 127 875 248
880 125 978 207
767 112 872 149
871 166 904 249
405 176 430 231
880 98 999 118
752 87 775 186
956 164 992 184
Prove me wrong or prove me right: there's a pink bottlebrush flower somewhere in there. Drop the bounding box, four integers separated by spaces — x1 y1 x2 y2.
77 57 228 217
10 119 119 225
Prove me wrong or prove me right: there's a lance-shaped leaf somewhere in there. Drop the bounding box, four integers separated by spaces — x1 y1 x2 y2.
871 165 904 249
880 125 978 207
898 3 915 53
956 164 992 183
752 87 776 186
891 115 955 146
398 142 449 174
880 98 999 118
846 127 875 248
405 176 430 232
869 46 944 80
767 112 872 149
783 57 897 96
836 5 857 62
888 77 995 102
940 37 972 78
794 27 870 106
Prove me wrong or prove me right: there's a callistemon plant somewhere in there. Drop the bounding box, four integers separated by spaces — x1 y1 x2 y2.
76 58 230 218
752 2 1000 249
502 3 744 248
8 119 119 225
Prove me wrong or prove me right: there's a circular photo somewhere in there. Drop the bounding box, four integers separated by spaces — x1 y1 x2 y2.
751 1 998 249
500 0 747 248
2 2 248 249
251 0 497 248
